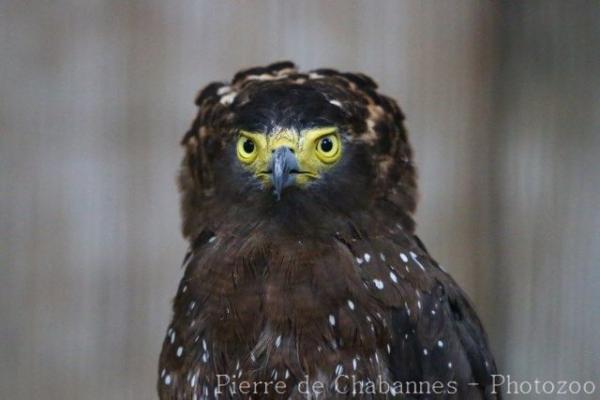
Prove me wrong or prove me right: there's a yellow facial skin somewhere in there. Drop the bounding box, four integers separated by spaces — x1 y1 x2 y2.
236 127 342 187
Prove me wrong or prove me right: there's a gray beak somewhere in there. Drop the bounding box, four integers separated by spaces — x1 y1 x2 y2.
270 146 299 200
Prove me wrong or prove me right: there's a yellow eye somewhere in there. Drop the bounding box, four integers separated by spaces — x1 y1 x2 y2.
314 134 341 164
237 135 258 163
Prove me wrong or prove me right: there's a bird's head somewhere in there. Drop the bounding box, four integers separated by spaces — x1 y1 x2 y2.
178 62 417 236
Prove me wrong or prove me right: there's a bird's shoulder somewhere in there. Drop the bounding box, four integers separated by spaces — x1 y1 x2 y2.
338 223 500 399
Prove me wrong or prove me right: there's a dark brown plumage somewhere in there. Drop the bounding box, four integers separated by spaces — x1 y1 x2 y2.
159 62 499 399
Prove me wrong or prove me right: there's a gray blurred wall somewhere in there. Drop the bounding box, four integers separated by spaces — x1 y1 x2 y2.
1 1 598 399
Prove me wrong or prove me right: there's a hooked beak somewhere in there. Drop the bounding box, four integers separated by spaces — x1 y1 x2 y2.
270 146 299 200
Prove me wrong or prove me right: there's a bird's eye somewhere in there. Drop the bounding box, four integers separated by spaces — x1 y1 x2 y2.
237 136 258 163
320 137 333 152
315 134 341 164
243 139 255 153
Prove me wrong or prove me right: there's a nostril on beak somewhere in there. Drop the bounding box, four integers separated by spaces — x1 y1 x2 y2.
272 146 295 154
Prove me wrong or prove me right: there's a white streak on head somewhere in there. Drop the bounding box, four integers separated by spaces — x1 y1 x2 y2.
219 92 237 105
217 86 231 95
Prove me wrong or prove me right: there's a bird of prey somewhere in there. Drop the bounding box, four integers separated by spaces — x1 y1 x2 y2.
158 61 499 399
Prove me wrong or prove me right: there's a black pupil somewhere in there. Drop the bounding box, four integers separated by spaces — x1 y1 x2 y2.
320 137 333 152
243 139 255 153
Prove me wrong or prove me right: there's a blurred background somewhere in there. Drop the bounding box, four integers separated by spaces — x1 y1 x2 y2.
1 1 598 399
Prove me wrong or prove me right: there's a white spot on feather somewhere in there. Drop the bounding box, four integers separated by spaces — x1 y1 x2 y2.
410 251 426 271
400 253 409 263
176 346 183 357
389 271 398 283
347 300 355 310
217 86 231 95
219 92 237 105
373 279 384 290
364 253 371 263
329 314 336 326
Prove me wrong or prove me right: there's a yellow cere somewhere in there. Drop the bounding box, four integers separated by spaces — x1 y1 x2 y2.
236 126 342 186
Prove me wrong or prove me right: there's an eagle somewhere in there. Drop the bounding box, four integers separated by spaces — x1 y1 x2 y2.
158 62 499 399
